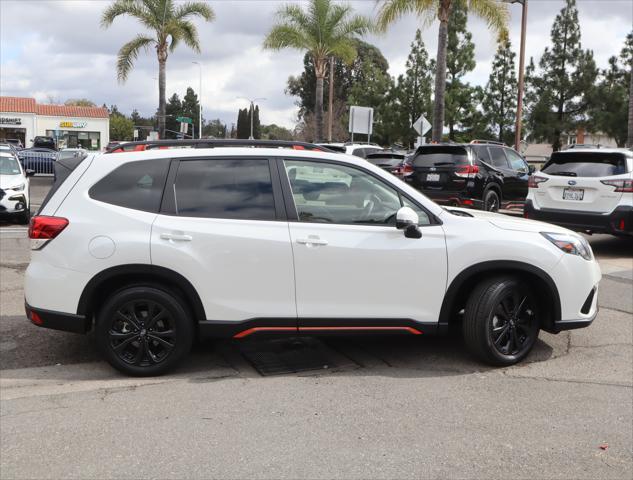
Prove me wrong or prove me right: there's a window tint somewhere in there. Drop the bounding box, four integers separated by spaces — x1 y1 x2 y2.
471 146 491 163
488 147 509 168
174 159 275 220
412 146 470 167
542 152 629 177
89 158 169 213
285 160 430 226
504 149 527 172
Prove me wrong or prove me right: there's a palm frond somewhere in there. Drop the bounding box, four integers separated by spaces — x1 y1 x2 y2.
101 0 146 27
116 34 155 82
375 0 433 32
173 1 215 22
469 0 509 35
168 19 201 53
263 24 310 51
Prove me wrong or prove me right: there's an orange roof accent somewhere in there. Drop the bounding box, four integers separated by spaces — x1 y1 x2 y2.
0 96 37 113
1 96 109 118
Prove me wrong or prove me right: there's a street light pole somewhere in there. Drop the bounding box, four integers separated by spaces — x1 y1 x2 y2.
237 97 266 139
192 61 202 139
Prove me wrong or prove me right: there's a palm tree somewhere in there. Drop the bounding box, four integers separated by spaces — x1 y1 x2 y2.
264 0 371 142
377 0 508 142
101 0 214 139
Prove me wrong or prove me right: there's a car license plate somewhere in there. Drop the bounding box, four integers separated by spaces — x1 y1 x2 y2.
426 173 440 182
563 187 584 201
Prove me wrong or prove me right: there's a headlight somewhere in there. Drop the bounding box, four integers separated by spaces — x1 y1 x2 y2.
9 183 25 192
541 232 592 260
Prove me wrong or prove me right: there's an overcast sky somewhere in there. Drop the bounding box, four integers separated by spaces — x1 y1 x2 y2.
1 0 631 129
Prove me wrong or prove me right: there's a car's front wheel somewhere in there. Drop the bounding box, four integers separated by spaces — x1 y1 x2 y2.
96 286 194 376
463 277 539 366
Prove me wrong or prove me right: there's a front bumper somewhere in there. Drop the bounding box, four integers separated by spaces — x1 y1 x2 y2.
524 200 633 236
0 191 28 215
25 302 90 334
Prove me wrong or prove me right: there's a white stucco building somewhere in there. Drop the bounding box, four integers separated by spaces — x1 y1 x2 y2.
0 97 109 150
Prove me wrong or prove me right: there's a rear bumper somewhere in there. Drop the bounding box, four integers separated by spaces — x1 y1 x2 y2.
524 200 633 235
25 302 90 334
416 189 484 209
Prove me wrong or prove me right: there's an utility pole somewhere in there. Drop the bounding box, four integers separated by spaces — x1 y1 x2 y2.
328 56 334 142
192 61 202 139
504 0 528 152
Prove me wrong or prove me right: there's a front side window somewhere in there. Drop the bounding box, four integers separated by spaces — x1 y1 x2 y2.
89 158 169 213
174 159 275 220
504 149 528 172
284 160 430 226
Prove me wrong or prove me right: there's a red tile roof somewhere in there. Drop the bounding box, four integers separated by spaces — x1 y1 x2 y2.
0 96 37 113
1 96 109 118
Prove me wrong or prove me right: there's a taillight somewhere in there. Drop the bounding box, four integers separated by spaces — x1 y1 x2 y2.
528 175 548 188
29 215 69 250
455 165 479 178
601 179 633 192
395 163 414 177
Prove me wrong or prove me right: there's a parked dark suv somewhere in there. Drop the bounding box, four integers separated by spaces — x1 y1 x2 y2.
407 141 533 211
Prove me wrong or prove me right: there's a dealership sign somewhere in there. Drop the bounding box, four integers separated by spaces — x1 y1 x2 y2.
0 117 22 125
59 121 87 128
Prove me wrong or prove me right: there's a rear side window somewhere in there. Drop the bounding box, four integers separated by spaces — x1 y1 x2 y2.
471 146 491 163
488 147 509 168
173 159 275 220
542 152 629 177
412 147 470 167
89 158 169 213
504 148 528 172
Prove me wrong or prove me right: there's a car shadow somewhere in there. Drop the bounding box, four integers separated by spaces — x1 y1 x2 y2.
0 317 557 384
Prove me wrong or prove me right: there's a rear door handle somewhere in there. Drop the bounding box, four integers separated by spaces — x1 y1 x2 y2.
160 233 192 242
296 236 328 246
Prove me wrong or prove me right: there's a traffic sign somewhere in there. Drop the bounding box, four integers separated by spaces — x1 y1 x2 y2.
413 115 431 136
176 116 193 124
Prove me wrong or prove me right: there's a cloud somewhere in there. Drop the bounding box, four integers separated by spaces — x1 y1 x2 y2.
1 0 631 130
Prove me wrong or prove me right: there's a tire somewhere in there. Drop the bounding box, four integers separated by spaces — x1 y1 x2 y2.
463 276 539 366
96 286 194 376
16 206 30 225
483 188 500 212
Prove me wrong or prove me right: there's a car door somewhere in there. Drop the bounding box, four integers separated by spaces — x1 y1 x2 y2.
151 157 297 323
280 158 447 328
503 148 530 201
487 146 518 201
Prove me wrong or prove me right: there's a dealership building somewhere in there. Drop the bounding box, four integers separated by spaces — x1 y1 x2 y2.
0 96 109 150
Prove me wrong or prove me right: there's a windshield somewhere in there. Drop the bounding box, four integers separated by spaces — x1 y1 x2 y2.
0 155 21 175
542 152 629 177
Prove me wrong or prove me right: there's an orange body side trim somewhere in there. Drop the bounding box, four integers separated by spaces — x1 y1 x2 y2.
233 327 297 339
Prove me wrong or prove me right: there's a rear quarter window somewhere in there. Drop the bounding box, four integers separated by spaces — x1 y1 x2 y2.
89 158 170 213
412 146 470 167
542 152 629 177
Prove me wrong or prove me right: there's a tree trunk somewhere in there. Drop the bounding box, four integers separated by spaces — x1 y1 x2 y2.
628 65 633 148
158 53 167 139
315 75 325 143
432 14 449 143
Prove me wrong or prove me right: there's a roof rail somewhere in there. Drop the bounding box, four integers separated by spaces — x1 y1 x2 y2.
343 141 381 146
469 139 505 146
104 139 336 154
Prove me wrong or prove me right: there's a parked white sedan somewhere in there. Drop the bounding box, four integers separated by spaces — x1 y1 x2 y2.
0 151 32 224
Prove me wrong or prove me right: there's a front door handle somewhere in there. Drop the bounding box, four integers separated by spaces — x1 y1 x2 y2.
296 236 328 247
160 233 192 242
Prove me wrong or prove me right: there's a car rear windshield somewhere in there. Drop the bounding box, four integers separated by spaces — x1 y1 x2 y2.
412 146 470 167
542 152 630 177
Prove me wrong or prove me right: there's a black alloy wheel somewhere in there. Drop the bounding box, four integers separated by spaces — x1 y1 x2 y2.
97 286 193 376
109 300 176 367
484 189 500 212
463 277 540 366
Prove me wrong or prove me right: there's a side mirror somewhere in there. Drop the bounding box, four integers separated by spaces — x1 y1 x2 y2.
396 206 422 239
528 164 536 174
25 169 35 177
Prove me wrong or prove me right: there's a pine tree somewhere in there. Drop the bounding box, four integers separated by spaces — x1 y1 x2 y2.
525 0 598 151
483 36 517 145
622 32 633 147
181 87 200 138
165 94 182 138
445 2 476 140
253 105 262 139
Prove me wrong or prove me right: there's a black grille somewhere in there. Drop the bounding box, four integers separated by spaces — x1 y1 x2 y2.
581 288 596 314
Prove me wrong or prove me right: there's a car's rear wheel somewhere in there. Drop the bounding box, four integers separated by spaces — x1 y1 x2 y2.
483 188 500 212
463 277 539 366
96 286 193 376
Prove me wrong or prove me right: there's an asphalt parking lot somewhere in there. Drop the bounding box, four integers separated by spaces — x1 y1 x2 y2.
1 178 631 479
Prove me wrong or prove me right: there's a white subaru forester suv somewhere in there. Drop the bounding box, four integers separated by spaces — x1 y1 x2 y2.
25 140 601 376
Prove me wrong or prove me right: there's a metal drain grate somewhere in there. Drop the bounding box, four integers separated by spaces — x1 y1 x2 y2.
238 336 341 376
